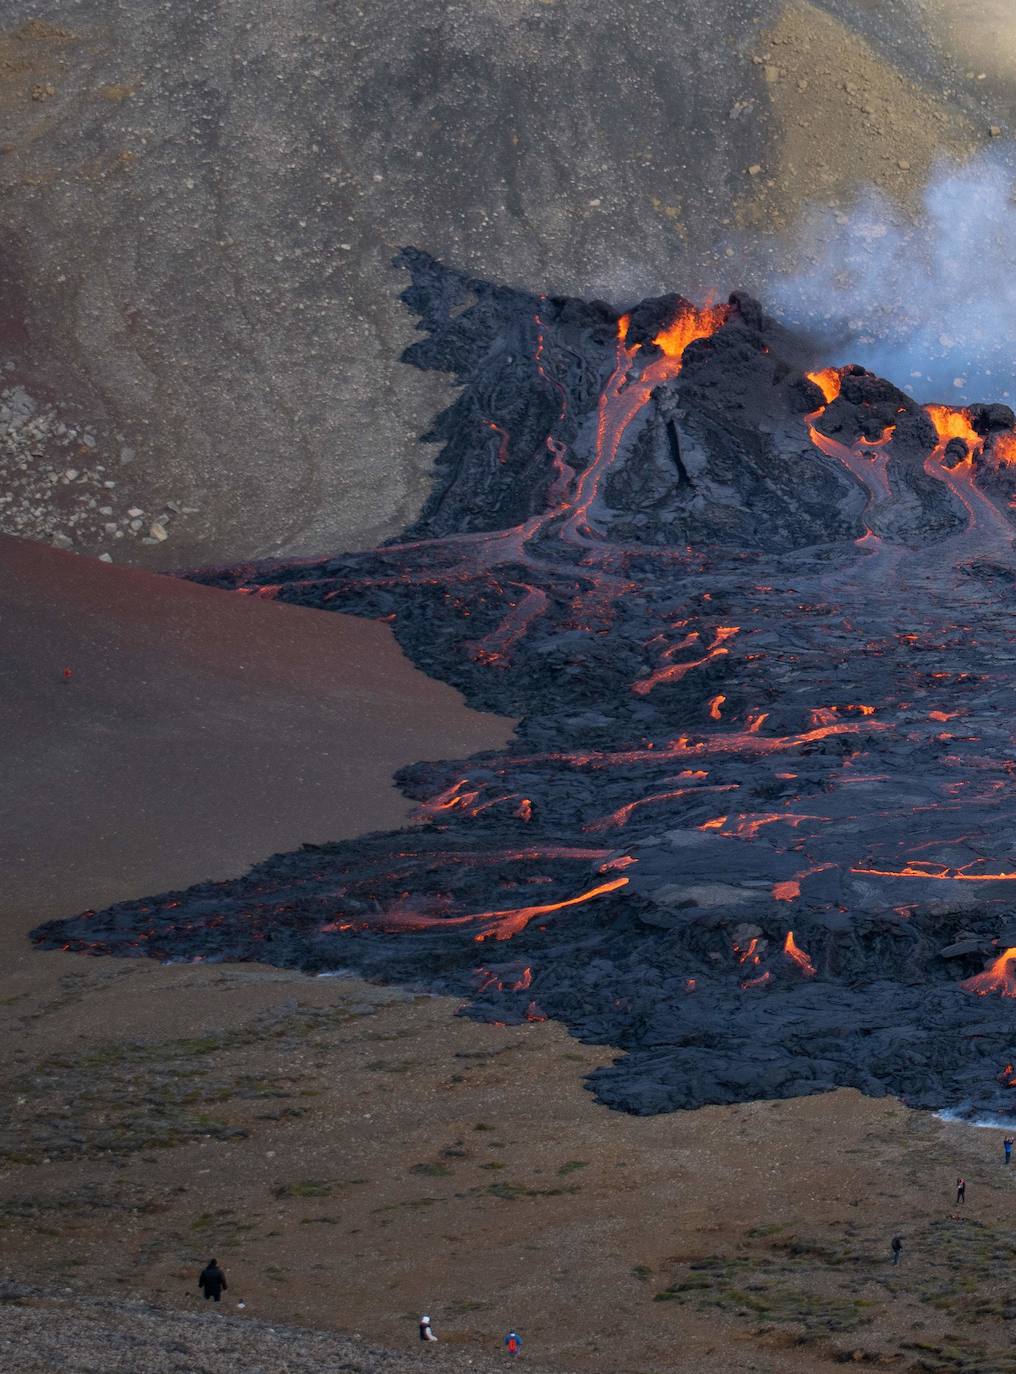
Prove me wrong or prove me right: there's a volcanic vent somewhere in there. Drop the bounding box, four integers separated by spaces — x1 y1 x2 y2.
34 250 1016 1117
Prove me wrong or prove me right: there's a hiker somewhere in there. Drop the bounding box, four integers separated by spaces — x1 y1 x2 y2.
891 1235 903 1266
956 1177 966 1205
420 1315 437 1343
504 1331 523 1358
1005 1136 1013 1165
198 1258 227 1302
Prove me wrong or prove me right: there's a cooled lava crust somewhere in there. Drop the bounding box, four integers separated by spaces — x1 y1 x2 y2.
35 250 1016 1117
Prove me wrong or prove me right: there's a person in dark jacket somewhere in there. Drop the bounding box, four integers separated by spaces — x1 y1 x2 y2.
419 1315 437 1342
956 1177 966 1205
198 1259 227 1302
891 1235 903 1265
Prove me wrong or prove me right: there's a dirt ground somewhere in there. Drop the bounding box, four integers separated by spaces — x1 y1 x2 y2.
1 531 1014 1374
4 932 1016 1374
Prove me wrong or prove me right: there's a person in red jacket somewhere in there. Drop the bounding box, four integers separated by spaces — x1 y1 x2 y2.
504 1331 522 1357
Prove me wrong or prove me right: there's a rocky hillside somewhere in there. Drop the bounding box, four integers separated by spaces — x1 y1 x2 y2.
0 0 1011 566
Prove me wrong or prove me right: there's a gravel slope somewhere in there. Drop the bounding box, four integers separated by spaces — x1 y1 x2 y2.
0 1284 535 1374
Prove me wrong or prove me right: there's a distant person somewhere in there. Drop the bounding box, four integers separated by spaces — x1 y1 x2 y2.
1005 1136 1013 1165
420 1315 437 1342
198 1258 227 1302
891 1235 903 1266
956 1177 966 1205
504 1331 522 1358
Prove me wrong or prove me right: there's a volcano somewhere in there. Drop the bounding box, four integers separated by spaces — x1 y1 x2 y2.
33 250 1016 1119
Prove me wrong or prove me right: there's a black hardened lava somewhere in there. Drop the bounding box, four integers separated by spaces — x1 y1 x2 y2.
34 249 1016 1117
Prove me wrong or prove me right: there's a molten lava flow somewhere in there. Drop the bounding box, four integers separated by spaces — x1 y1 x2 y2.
584 782 739 832
734 937 762 966
327 875 630 943
992 433 1016 466
858 425 895 449
723 811 818 839
741 970 772 990
962 948 1016 998
921 402 1016 548
560 301 729 546
772 880 800 901
784 931 816 976
469 876 630 943
708 693 726 720
483 419 510 464
653 301 731 359
851 863 1016 881
806 368 842 404
509 718 888 771
925 404 981 453
634 625 740 696
469 582 549 667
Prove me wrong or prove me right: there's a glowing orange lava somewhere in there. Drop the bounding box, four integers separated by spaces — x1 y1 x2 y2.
851 864 1016 881
741 970 772 990
806 368 842 404
784 930 816 976
962 948 1016 998
634 625 740 697
992 432 1016 466
925 404 980 452
324 875 631 944
653 301 731 359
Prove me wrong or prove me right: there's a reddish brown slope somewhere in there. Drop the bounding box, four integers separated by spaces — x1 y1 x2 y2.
0 535 513 936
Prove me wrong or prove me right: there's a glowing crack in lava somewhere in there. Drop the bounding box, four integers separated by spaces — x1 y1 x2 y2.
33 248 1016 1120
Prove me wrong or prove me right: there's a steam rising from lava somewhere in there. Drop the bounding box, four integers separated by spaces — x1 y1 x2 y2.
32 248 1016 1120
771 148 1016 405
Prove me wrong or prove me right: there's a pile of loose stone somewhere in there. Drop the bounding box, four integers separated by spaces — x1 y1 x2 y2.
0 379 195 559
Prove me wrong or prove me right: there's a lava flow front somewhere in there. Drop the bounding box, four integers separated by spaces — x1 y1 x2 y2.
34 249 1016 1121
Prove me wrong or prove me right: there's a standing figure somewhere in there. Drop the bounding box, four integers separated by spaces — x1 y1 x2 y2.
198 1258 227 1302
956 1177 966 1205
1004 1136 1013 1165
890 1235 903 1266
504 1331 523 1358
420 1315 437 1343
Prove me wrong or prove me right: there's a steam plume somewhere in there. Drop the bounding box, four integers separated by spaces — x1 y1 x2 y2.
769 147 1016 404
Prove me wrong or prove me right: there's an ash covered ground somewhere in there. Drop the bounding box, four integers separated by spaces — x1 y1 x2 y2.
35 252 1016 1119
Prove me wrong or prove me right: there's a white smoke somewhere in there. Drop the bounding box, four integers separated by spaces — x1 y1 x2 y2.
769 147 1016 405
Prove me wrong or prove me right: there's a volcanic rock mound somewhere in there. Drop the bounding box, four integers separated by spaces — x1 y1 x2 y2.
34 251 1016 1118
